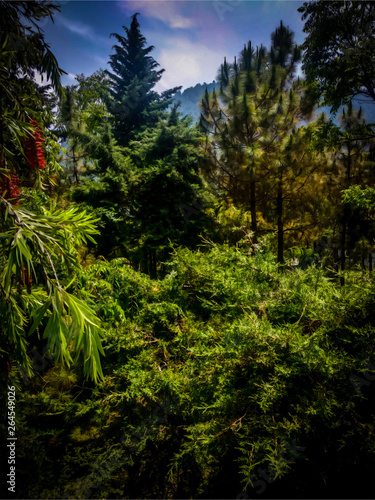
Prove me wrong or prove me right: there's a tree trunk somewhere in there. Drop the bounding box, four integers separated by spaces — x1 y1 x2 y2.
250 176 257 243
149 249 157 279
340 207 347 286
341 142 352 286
333 245 339 273
277 169 284 265
361 241 365 271
72 145 79 185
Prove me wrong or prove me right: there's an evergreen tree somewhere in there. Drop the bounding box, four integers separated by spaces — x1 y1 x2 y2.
106 13 180 146
56 85 84 186
199 44 271 242
199 22 318 261
123 105 209 277
259 98 322 264
70 122 135 257
54 71 110 188
325 104 375 280
71 106 209 274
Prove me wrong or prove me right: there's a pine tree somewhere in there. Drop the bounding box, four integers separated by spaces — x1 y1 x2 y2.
54 71 110 188
326 103 375 281
259 92 321 264
106 13 180 146
199 22 316 262
199 43 271 242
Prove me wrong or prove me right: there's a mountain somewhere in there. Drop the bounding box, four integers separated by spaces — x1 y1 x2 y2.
172 81 219 122
318 97 375 125
172 81 375 126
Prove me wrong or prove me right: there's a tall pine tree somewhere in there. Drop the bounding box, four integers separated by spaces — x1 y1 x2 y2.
199 22 320 262
106 13 180 146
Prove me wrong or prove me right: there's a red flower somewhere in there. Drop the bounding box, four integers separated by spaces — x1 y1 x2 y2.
0 172 21 205
24 119 46 169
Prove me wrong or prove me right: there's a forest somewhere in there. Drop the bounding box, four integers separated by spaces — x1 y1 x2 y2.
0 1 375 498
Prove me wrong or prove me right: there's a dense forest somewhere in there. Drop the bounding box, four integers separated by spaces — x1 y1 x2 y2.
0 1 375 498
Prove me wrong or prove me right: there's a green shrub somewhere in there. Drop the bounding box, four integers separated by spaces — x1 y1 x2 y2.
6 241 375 499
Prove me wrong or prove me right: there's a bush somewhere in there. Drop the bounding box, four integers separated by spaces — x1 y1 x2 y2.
5 241 375 499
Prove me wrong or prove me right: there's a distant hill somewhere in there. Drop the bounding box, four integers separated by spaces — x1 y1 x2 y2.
172 81 219 121
318 97 375 125
172 81 375 126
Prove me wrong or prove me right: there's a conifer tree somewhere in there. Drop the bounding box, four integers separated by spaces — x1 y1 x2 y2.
199 22 317 261
199 42 271 242
259 95 321 264
123 105 208 277
106 13 180 146
54 71 110 187
56 86 83 185
70 121 135 257
325 104 375 280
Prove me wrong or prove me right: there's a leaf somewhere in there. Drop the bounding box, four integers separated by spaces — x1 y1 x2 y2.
28 300 51 336
17 236 33 261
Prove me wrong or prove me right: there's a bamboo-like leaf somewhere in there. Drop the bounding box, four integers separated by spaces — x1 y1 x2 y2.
16 236 33 261
3 250 14 294
28 300 51 336
1 197 103 381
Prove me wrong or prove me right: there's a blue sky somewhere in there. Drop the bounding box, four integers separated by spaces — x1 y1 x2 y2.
42 1 306 92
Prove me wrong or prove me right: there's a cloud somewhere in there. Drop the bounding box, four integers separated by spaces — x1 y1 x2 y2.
156 38 223 91
57 15 111 46
117 1 195 29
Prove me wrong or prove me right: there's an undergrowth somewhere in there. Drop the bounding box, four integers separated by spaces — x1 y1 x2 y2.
5 240 375 499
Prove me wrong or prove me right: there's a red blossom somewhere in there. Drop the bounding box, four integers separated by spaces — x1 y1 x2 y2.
24 119 46 169
0 172 21 205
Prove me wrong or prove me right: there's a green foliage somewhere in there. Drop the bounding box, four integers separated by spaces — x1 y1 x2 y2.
122 106 211 274
343 185 375 213
299 1 375 111
73 71 110 135
1 8 375 500
53 72 111 190
0 200 105 383
106 13 180 147
69 105 211 272
8 242 375 498
0 0 65 99
0 0 106 387
199 23 321 262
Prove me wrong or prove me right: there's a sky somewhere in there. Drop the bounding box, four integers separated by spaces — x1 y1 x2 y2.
41 0 307 93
